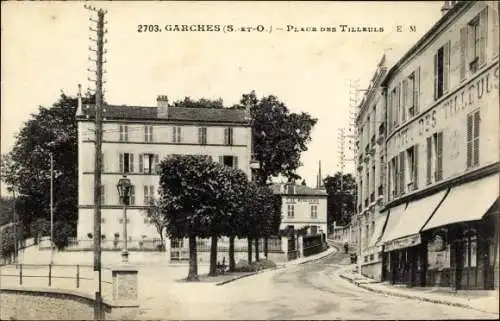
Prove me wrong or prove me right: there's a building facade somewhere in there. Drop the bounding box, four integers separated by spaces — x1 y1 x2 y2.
271 183 328 236
354 54 392 280
75 95 253 246
378 1 499 290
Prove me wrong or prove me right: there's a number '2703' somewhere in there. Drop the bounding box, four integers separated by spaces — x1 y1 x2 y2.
138 25 162 32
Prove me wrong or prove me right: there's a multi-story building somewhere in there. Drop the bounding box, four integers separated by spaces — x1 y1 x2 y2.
354 53 391 280
271 183 328 235
75 95 252 245
378 1 499 290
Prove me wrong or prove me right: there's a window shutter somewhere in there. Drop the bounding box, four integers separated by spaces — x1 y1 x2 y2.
426 137 432 184
402 79 408 122
130 185 135 205
436 133 443 180
233 156 238 169
224 128 229 145
119 153 124 173
479 7 488 65
414 67 420 113
399 151 405 195
129 153 134 173
413 144 419 189
492 3 499 57
396 84 401 125
198 127 202 144
144 185 148 205
144 126 148 142
467 113 473 168
172 127 176 142
154 154 159 173
460 26 468 80
229 127 233 145
177 127 182 143
394 156 399 196
434 53 439 100
443 41 450 92
219 156 224 164
387 91 393 132
150 185 155 200
139 154 144 173
473 111 480 166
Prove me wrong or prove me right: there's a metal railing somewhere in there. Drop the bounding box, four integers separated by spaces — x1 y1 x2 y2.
0 263 113 296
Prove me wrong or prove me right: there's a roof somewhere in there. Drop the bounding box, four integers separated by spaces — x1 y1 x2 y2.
77 104 250 124
381 0 470 87
270 184 328 196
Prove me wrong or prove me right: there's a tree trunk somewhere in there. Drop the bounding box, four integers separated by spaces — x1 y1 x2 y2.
247 238 252 263
255 238 260 261
229 235 236 271
264 237 269 258
187 236 199 281
209 233 218 276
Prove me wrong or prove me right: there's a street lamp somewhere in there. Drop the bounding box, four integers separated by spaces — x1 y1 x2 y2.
116 175 131 263
50 151 54 264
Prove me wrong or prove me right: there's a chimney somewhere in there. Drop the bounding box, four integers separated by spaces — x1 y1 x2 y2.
440 0 454 16
76 84 83 117
157 95 169 118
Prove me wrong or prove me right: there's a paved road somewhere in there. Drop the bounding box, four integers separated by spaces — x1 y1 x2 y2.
137 247 497 320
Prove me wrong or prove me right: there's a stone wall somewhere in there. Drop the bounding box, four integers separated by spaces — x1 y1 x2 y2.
0 288 138 320
361 261 382 281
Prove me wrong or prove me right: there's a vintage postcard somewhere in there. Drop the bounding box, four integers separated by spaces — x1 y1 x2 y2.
1 1 499 320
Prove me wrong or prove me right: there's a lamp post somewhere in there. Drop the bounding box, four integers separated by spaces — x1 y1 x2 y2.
116 175 131 263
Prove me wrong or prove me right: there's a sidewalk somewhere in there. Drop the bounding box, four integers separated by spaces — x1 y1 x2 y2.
339 266 499 316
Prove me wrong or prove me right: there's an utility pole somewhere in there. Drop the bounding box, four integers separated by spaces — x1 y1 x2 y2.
50 152 54 264
85 5 108 320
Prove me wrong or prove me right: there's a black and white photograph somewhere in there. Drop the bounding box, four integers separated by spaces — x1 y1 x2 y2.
0 1 499 320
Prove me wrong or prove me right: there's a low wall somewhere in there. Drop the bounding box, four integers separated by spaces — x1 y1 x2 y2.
0 287 138 320
361 261 382 281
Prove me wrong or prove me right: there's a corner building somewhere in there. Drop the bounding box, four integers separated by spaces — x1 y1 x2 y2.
75 95 252 247
379 1 499 290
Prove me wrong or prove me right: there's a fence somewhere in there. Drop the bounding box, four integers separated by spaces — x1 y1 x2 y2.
0 263 113 297
53 237 165 252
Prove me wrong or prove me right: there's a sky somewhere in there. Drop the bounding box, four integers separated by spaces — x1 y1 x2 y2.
1 1 443 195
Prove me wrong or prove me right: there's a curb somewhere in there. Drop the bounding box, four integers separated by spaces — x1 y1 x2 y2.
338 273 498 315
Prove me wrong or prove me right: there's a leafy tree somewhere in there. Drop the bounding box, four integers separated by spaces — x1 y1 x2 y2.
172 97 225 109
30 218 50 244
0 197 15 227
143 198 168 251
323 172 356 228
237 91 317 185
52 220 73 250
158 154 225 281
1 92 94 243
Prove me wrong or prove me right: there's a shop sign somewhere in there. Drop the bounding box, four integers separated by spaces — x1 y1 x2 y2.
385 233 421 252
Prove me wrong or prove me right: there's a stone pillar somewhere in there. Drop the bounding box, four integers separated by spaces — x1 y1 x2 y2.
112 266 138 301
281 236 288 253
298 235 304 258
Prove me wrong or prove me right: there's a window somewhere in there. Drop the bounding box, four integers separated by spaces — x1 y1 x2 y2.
119 125 128 141
172 126 182 143
406 145 418 192
219 155 238 168
119 153 134 173
287 204 295 218
144 125 153 143
467 8 488 73
434 41 450 100
198 127 207 145
434 132 443 181
399 150 406 195
467 110 480 168
406 69 420 117
144 185 155 206
379 155 385 191
427 132 443 183
310 205 318 219
139 153 159 174
390 85 400 128
371 164 376 201
224 127 234 145
390 156 399 199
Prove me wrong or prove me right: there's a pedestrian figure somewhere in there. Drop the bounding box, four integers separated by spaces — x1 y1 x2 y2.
344 242 349 254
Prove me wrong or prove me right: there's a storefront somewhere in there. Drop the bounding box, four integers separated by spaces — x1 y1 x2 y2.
380 189 447 286
422 174 499 290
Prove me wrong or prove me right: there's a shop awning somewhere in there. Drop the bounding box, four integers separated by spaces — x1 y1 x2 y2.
378 203 407 245
367 213 388 249
383 189 447 246
422 174 499 231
